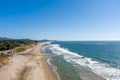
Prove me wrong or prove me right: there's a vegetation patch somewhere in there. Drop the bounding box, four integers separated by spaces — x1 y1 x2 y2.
0 55 9 67
15 47 25 53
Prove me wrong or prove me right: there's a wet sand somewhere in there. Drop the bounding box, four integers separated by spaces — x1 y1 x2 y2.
0 43 56 80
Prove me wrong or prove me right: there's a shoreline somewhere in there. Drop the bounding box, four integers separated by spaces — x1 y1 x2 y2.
45 58 61 80
0 43 57 80
39 45 57 80
47 55 106 80
49 55 106 80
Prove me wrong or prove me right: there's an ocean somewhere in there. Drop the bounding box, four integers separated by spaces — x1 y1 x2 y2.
42 41 120 80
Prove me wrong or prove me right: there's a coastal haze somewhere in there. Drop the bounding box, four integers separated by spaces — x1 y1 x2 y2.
0 0 120 80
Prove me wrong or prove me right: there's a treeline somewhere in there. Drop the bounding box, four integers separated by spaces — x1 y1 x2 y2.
0 39 37 51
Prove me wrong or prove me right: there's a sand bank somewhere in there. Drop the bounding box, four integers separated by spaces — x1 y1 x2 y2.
0 43 56 80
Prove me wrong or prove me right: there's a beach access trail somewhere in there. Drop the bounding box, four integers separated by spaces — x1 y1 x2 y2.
0 43 56 80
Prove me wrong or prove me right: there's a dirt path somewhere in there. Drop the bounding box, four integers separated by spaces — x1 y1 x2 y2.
0 43 56 80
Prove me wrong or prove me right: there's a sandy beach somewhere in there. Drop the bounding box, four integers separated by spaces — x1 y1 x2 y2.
0 43 56 80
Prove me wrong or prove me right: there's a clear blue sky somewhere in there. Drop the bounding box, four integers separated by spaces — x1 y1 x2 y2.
0 0 120 40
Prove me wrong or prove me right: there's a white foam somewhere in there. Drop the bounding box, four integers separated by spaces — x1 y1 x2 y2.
43 43 120 80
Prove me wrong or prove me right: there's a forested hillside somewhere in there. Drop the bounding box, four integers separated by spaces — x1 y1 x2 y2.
0 38 38 51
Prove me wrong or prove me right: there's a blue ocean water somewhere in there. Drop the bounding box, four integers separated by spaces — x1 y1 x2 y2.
42 41 120 80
